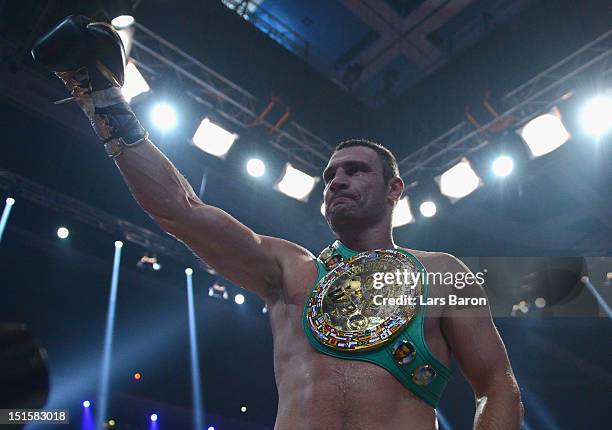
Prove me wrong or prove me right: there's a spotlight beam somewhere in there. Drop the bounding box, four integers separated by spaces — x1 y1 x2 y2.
186 270 205 430
96 242 123 430
0 197 15 243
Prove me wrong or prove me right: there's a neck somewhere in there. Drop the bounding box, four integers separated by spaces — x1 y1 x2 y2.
334 218 395 251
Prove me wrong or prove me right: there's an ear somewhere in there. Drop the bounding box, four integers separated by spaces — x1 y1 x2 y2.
387 177 404 202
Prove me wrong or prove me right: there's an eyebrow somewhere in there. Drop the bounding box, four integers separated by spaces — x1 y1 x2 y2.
323 160 371 181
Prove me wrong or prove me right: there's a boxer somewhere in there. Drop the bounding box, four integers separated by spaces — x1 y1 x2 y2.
32 16 523 429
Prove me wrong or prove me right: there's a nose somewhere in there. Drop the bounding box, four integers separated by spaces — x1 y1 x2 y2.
328 170 349 193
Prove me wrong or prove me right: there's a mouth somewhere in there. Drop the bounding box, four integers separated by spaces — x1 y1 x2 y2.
329 196 355 209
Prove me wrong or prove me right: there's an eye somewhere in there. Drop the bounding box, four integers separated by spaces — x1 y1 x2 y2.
347 165 364 176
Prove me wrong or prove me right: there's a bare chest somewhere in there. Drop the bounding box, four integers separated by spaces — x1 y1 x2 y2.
268 259 447 428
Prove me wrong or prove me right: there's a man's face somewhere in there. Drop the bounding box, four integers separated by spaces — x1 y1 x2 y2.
322 146 392 232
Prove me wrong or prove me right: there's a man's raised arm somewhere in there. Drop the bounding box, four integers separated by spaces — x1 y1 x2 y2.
114 140 285 299
31 15 291 300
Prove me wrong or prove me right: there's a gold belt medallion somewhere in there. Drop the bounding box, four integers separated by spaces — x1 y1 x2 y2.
306 249 423 351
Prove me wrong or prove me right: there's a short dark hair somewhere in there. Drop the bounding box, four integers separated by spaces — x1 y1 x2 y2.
334 139 400 184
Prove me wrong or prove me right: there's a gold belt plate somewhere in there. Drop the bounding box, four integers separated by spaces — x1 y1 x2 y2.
306 249 423 351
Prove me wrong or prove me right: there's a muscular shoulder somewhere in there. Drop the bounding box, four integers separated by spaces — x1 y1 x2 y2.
262 235 317 294
399 247 467 274
263 236 316 265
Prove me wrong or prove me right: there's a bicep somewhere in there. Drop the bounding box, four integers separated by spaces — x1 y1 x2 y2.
442 308 512 396
160 203 284 300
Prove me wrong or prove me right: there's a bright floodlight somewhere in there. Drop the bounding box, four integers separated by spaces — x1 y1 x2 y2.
491 155 514 177
246 158 265 177
241 406 247 413
150 414 158 422
208 427 215 430
185 268 193 276
6 197 15 206
419 201 437 218
275 163 319 202
234 293 245 305
520 112 570 157
57 227 69 239
192 118 238 158
151 103 177 130
438 159 481 200
580 95 612 137
111 15 135 29
82 400 91 408
152 262 161 271
114 240 123 248
392 197 414 227
122 62 150 103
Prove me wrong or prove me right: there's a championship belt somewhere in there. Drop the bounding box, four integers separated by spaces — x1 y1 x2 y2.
305 249 422 351
303 241 451 408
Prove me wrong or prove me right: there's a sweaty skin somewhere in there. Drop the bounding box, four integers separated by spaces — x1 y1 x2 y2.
112 138 523 429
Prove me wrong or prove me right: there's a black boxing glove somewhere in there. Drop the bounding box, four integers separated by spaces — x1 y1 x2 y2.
32 15 147 157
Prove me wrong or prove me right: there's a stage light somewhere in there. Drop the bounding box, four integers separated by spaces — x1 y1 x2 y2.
134 372 141 380
185 268 193 276
234 293 245 305
151 103 177 130
208 427 215 430
438 159 481 199
580 95 612 137
111 15 135 29
82 400 90 408
246 158 265 177
111 16 135 58
535 297 546 308
150 414 158 422
262 305 268 314
491 155 514 177
138 254 161 271
419 201 437 218
241 406 247 413
57 227 69 239
392 197 414 227
192 118 238 158
520 111 570 157
5 197 14 206
108 419 116 427
209 282 229 300
275 163 319 202
122 62 150 103
114 240 123 248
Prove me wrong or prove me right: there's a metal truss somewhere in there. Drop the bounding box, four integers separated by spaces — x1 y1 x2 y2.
398 28 612 181
129 22 334 172
0 169 211 272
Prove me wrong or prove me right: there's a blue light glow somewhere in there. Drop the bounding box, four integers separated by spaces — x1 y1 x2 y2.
95 243 123 430
187 270 205 430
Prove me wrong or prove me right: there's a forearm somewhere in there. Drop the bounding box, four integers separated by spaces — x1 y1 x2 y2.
474 389 523 430
113 138 202 227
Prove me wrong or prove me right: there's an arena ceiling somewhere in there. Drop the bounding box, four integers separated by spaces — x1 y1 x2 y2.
221 0 535 106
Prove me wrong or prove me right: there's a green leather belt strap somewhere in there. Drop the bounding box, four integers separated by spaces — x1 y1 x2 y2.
302 240 451 408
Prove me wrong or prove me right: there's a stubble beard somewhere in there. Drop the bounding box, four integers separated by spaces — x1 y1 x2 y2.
327 198 385 234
